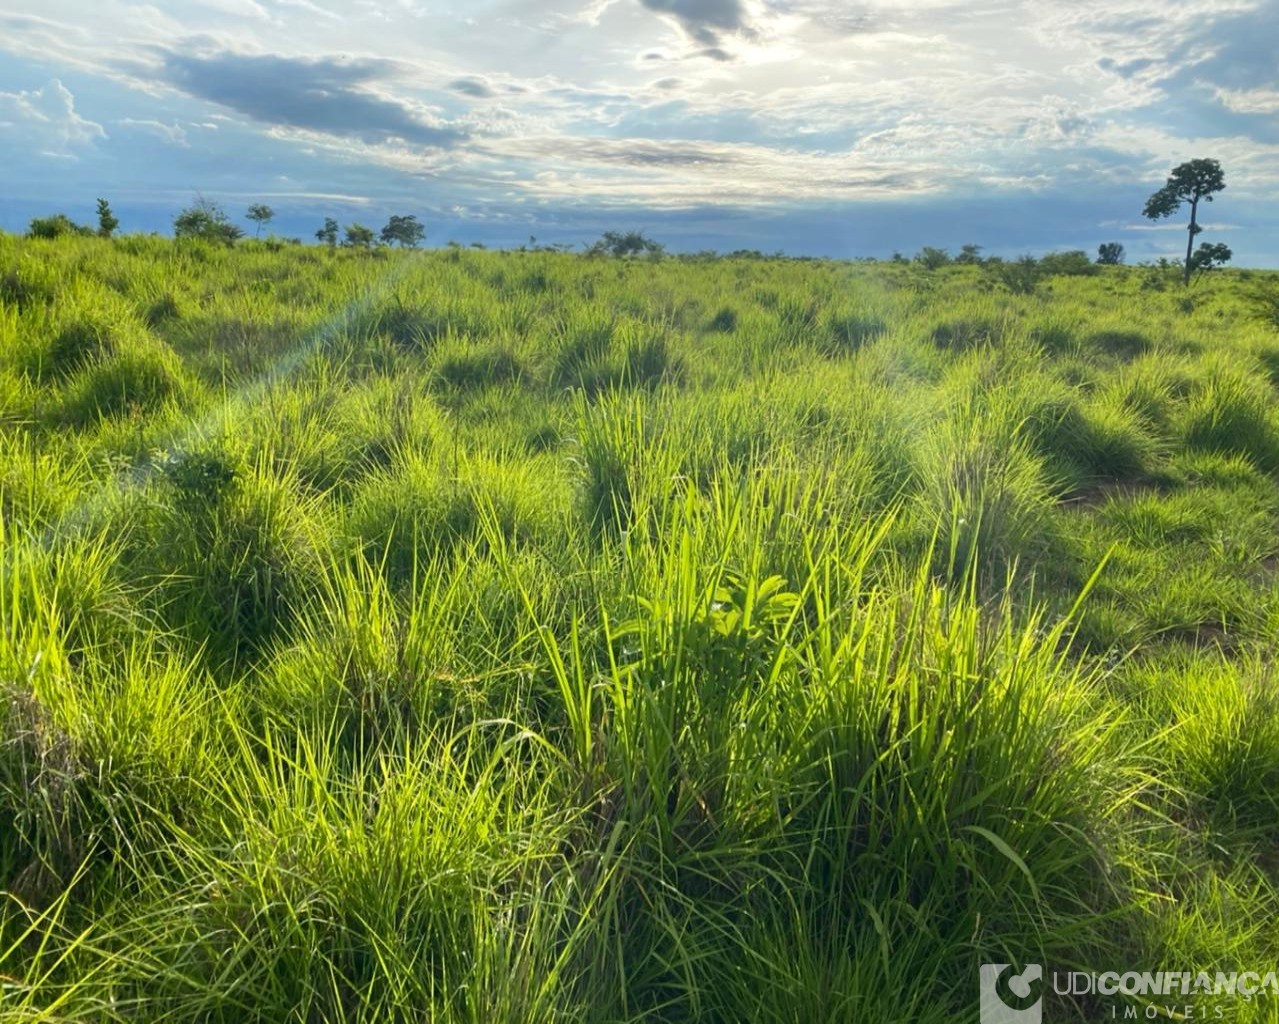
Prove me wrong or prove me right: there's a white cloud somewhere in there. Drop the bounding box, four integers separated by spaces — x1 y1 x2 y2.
0 78 106 156
1109 221 1242 232
1214 85 1279 115
116 117 189 145
1087 122 1279 193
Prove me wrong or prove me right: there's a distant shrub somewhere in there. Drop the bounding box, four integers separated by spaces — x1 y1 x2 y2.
96 199 119 239
914 246 951 270
174 198 243 246
343 223 377 250
585 231 665 259
379 214 425 249
1189 241 1232 281
1097 242 1125 265
1247 288 1279 332
988 255 1041 295
1038 250 1098 276
27 214 92 240
314 218 339 248
1138 258 1179 292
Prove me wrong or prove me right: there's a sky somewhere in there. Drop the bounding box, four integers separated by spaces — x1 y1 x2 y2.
0 0 1277 263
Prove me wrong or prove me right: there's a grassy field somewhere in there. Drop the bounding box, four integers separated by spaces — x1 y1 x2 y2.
2 232 1279 1021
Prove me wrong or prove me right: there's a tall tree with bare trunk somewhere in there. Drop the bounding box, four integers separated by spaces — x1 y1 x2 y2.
1143 159 1227 286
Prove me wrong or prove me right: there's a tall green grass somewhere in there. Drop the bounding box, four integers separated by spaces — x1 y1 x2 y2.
2 232 1279 1020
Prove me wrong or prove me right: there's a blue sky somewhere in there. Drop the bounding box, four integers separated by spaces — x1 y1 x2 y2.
1 0 1277 263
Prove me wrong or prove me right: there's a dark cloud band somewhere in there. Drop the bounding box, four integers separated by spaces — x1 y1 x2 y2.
639 0 748 45
158 48 467 148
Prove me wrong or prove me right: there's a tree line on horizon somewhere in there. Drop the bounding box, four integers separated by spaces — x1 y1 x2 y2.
17 159 1237 285
27 197 427 252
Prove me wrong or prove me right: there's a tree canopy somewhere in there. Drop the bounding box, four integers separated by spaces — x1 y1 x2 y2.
174 198 243 245
1097 242 1124 265
586 231 665 258
96 198 119 239
380 214 425 248
315 218 339 248
246 204 275 238
343 223 376 250
1142 159 1226 221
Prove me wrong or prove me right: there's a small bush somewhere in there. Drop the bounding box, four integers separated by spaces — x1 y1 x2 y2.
27 214 92 240
1248 287 1279 332
1038 250 1098 276
143 293 182 327
1061 398 1160 482
918 405 1056 582
988 255 1041 295
351 297 458 350
150 463 324 665
43 314 120 380
1181 373 1279 473
706 306 738 333
1097 242 1125 265
0 262 59 309
622 332 680 388
173 198 243 246
550 317 615 388
348 452 564 583
435 343 528 391
930 316 1004 349
58 344 191 426
914 246 951 270
1088 329 1152 361
1138 655 1279 844
822 303 887 352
